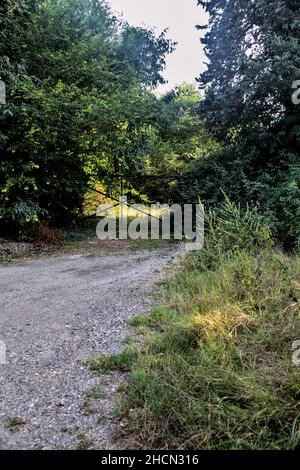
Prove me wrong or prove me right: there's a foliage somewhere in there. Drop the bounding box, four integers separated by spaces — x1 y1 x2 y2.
193 195 274 271
0 0 175 231
197 0 300 135
27 224 64 245
93 204 300 449
132 83 218 202
175 0 300 247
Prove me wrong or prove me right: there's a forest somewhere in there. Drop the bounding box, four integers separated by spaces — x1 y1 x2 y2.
0 0 300 452
1 0 299 247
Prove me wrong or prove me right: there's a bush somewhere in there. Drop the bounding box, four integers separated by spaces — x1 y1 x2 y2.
188 197 274 272
175 133 300 248
27 224 64 245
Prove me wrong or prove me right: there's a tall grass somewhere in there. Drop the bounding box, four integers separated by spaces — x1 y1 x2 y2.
90 200 300 449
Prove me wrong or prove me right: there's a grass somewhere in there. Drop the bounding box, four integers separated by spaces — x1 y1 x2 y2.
7 416 28 430
82 386 105 414
89 200 300 450
76 431 94 450
88 348 139 373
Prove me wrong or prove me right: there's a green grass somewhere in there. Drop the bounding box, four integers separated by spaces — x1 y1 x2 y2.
76 431 94 450
82 386 105 414
88 347 139 373
89 201 300 449
120 250 300 449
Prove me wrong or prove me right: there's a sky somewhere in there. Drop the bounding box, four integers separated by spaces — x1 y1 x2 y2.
108 0 208 93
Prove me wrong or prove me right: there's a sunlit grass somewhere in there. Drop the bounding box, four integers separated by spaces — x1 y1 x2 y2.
117 249 300 449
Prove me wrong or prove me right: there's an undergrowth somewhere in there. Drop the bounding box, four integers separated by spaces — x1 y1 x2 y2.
89 200 300 449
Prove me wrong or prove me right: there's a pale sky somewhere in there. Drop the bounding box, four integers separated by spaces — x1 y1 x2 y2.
108 0 208 93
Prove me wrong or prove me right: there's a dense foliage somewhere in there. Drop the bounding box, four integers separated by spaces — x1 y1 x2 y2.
0 0 176 230
176 0 300 247
1 0 299 248
130 83 217 202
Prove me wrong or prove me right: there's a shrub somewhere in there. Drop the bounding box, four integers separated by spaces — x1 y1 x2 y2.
27 224 64 245
188 196 274 272
175 133 300 248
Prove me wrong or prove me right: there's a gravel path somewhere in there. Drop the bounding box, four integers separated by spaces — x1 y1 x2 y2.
0 245 178 449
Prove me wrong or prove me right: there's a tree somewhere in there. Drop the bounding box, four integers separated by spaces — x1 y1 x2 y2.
198 0 300 135
0 0 174 231
128 83 217 202
178 0 300 246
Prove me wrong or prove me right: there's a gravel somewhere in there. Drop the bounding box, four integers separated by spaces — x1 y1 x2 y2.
0 240 56 263
0 245 178 449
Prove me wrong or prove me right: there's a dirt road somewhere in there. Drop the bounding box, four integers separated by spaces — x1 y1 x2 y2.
0 244 177 449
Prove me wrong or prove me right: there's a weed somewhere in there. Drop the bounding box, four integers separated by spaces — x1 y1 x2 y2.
88 347 139 373
7 416 27 430
76 431 93 450
100 201 300 450
83 386 104 414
